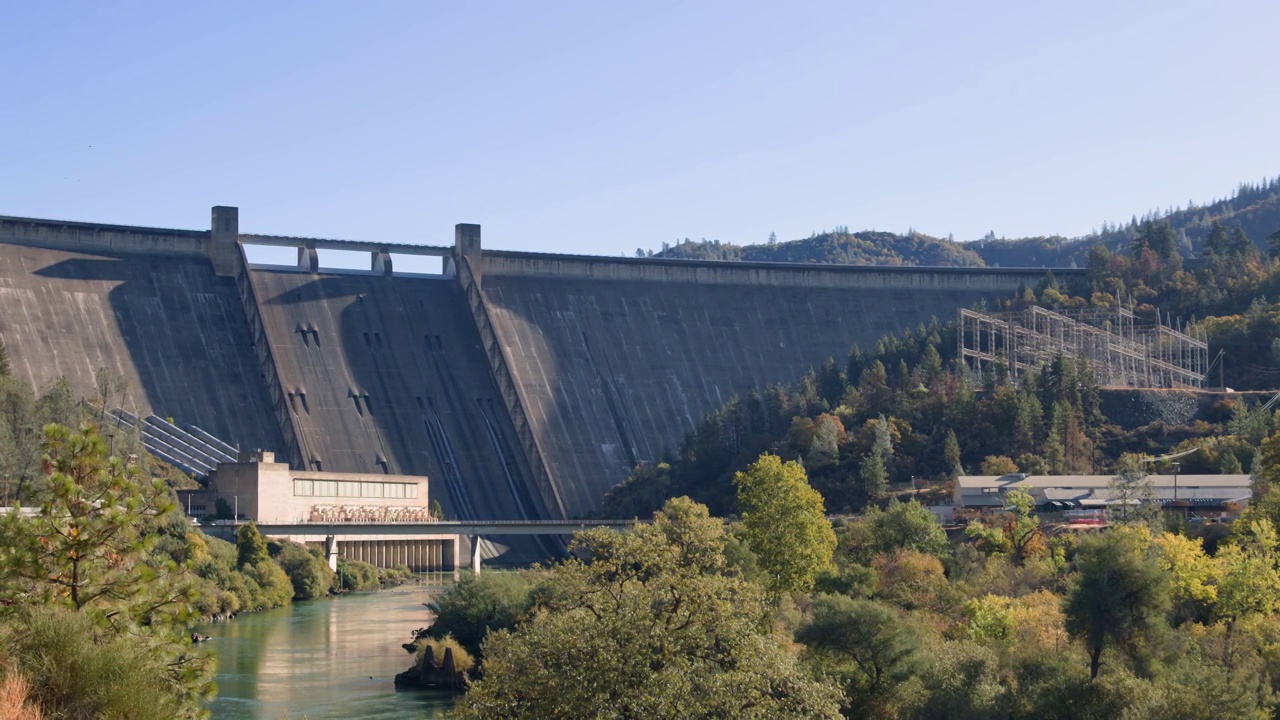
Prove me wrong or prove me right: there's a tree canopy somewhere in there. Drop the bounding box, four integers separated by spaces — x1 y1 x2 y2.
454 497 844 719
734 454 836 594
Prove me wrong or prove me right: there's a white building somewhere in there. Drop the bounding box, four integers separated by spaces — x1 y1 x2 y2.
178 450 455 571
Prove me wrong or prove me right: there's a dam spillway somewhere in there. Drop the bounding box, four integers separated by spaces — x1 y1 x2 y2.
0 208 1077 529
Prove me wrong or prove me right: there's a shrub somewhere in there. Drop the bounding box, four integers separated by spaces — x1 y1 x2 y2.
274 541 334 601
0 607 191 720
427 571 536 658
413 634 475 674
336 558 381 592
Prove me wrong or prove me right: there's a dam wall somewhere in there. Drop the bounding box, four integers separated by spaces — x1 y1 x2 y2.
242 267 547 527
0 215 208 258
0 207 1082 528
480 253 1067 519
0 220 281 453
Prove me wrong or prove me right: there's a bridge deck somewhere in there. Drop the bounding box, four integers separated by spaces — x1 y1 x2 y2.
220 519 638 537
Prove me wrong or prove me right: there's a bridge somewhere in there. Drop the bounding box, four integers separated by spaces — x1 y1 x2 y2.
205 518 641 573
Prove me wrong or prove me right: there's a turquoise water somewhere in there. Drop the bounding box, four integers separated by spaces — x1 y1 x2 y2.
199 583 456 719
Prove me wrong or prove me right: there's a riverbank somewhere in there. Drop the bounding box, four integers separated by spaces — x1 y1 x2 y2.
199 581 455 719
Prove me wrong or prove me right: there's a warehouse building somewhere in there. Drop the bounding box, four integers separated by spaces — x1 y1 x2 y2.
954 473 1252 516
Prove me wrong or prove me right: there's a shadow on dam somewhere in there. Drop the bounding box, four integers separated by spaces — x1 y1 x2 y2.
14 251 282 451
250 271 557 562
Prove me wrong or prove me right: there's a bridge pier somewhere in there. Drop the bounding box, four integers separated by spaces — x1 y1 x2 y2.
324 535 338 572
470 535 482 574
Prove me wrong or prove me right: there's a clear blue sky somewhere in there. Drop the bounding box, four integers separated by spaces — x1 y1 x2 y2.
2 1 1277 256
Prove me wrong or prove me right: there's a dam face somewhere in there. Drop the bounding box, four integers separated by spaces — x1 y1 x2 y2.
0 235 281 452
0 209 1077 526
479 253 1061 518
244 269 545 524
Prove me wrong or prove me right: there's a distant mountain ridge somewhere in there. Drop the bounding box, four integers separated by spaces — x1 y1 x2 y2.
651 176 1280 268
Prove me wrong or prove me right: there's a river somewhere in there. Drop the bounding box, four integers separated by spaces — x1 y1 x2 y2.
199 581 457 719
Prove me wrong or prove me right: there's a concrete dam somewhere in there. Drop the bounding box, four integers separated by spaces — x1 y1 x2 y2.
0 208 1078 526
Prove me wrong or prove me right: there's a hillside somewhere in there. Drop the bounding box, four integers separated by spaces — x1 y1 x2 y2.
652 176 1280 268
652 229 985 267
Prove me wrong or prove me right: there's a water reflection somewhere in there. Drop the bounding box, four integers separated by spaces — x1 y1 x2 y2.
200 580 455 719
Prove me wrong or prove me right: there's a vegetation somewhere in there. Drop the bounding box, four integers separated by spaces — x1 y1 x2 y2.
429 469 1280 718
0 367 417 718
0 424 214 718
421 571 538 659
734 453 836 594
652 176 1280 272
602 209 1280 523
453 497 844 719
651 229 986 267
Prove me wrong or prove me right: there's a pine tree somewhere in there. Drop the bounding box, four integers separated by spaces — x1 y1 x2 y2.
943 429 963 479
845 344 866 383
1220 451 1243 474
1227 227 1256 259
861 451 887 500
1204 221 1230 257
0 339 10 377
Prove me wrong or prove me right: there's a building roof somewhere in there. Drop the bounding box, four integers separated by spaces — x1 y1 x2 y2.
957 474 1250 490
955 473 1252 508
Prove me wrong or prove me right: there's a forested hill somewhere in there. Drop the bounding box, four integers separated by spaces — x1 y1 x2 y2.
651 176 1280 268
650 229 986 267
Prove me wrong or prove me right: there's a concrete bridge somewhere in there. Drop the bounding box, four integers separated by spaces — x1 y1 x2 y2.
206 519 639 573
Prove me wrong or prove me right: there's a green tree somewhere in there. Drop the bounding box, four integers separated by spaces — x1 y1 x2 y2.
425 570 536 659
1015 452 1048 475
454 497 844 719
965 488 1042 563
943 429 963 479
1268 227 1280 260
861 450 887 499
807 413 842 470
816 357 846 408
980 455 1019 475
1064 528 1171 679
797 594 917 718
1204 221 1230 257
858 360 891 409
865 499 949 558
1219 450 1243 474
1130 220 1180 261
0 423 213 717
735 454 836 594
1213 517 1280 628
236 521 270 568
1107 454 1159 527
274 540 334 600
1227 226 1255 259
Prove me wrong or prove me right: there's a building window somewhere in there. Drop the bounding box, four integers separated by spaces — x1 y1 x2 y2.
294 478 420 499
